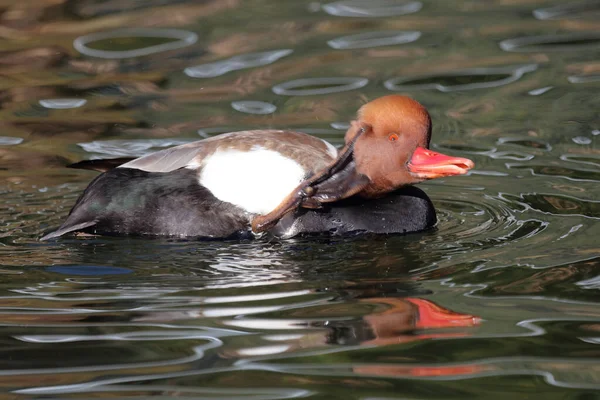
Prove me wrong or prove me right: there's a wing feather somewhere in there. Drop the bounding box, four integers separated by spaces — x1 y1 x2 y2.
118 130 337 173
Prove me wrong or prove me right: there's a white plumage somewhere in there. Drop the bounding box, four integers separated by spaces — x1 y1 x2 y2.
198 147 306 214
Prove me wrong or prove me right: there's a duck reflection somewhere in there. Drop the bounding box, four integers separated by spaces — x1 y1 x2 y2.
338 297 479 346
24 237 483 383
218 281 482 379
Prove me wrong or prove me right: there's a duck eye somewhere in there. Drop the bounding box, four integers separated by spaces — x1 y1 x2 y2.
388 133 399 142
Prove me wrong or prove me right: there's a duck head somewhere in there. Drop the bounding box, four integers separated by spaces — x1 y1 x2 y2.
252 95 474 233
350 95 474 198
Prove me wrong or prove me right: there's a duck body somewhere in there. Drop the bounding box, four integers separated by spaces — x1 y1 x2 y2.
46 167 251 240
42 129 435 240
42 95 473 241
43 164 436 240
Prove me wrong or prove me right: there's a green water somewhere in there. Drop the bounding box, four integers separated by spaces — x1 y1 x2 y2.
1 0 599 398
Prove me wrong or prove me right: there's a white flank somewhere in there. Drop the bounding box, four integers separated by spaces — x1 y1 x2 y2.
321 139 338 158
198 148 306 214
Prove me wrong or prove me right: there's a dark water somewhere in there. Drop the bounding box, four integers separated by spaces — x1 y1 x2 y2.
1 0 600 398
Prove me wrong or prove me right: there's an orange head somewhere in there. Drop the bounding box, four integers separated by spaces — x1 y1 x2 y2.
347 95 474 197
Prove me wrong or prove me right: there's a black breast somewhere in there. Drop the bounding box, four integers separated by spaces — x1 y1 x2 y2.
270 185 437 238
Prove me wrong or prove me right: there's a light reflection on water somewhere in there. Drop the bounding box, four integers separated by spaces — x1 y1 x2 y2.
0 0 599 398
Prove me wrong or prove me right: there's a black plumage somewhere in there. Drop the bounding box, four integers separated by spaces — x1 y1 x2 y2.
41 167 436 240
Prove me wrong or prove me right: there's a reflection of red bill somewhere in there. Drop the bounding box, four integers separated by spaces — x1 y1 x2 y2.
408 364 484 377
406 298 481 329
355 363 486 378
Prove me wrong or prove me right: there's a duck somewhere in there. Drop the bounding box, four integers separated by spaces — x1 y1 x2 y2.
40 95 474 241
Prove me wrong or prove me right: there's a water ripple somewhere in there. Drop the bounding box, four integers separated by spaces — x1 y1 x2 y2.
533 1 600 20
506 163 600 182
231 101 277 115
78 139 193 157
272 77 369 95
568 74 600 84
2 2 600 398
500 32 600 52
39 99 87 109
184 49 293 78
73 28 198 59
322 0 422 17
497 137 552 151
528 86 553 96
561 153 600 167
327 30 421 49
501 193 600 219
0 136 23 146
572 136 592 145
384 64 537 92
433 196 517 244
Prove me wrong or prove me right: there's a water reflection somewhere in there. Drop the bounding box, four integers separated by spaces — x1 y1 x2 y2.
572 136 592 145
198 126 246 139
497 137 552 152
39 99 87 109
0 239 484 395
499 32 600 52
503 193 600 219
184 49 293 78
322 0 422 17
327 30 421 49
330 122 350 130
0 136 23 146
533 1 600 20
68 0 215 18
47 265 133 276
78 139 192 158
231 101 277 115
561 154 600 167
2 0 600 398
507 163 600 182
74 28 198 58
528 86 553 96
384 64 537 92
568 74 600 84
272 77 369 95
